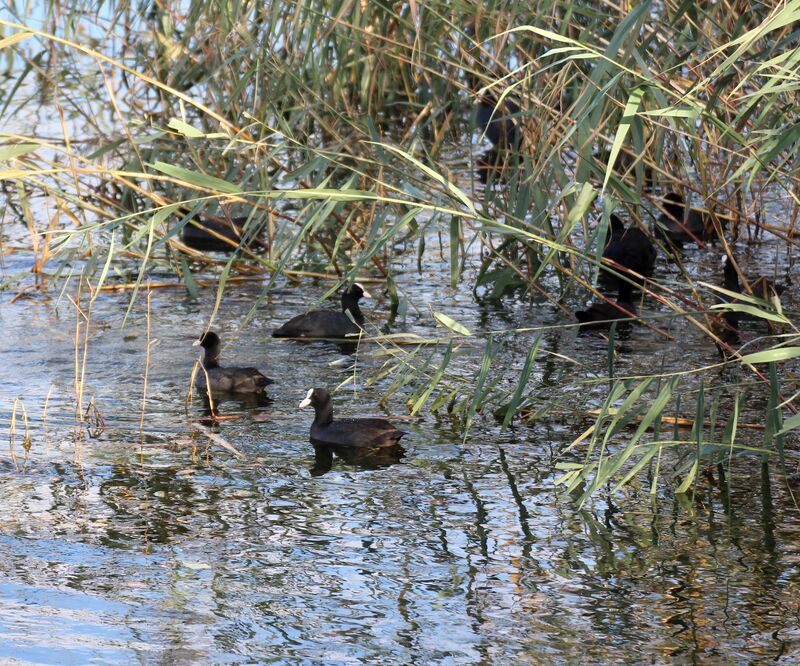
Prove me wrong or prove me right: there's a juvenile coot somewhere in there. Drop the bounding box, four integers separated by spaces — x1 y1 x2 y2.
272 283 372 339
181 214 265 252
576 280 637 330
192 331 273 393
299 388 406 448
601 214 657 286
656 192 720 247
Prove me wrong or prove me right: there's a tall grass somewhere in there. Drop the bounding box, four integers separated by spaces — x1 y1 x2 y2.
0 0 798 497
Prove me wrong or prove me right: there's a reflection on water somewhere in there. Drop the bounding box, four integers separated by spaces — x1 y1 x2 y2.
309 441 406 476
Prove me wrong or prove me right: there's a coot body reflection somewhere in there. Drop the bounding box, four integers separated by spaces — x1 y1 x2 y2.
272 283 372 339
309 442 405 476
576 281 637 330
193 331 273 393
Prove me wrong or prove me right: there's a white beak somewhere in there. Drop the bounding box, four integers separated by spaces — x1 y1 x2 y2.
192 339 201 347
355 282 372 299
299 389 313 409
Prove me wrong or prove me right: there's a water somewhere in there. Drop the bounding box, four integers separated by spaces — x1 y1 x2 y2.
1 223 799 662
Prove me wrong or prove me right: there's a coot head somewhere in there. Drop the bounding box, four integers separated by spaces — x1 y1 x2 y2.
722 254 740 292
341 283 372 315
349 283 372 300
663 192 685 219
193 331 221 350
299 387 330 410
609 213 626 235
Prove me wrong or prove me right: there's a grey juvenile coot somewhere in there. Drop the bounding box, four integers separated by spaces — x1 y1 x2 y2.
272 283 372 339
193 331 273 393
576 280 637 330
601 214 657 287
656 192 720 247
299 388 406 448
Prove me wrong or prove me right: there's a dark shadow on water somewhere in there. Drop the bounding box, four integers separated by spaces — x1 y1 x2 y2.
309 441 406 476
195 391 273 419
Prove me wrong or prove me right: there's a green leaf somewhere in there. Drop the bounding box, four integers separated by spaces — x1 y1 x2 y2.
0 143 38 163
603 87 644 192
740 347 800 364
150 161 241 194
433 312 472 336
167 118 205 138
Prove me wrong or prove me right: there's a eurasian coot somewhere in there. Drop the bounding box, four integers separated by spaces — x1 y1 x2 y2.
272 283 372 339
476 97 521 149
192 331 273 393
181 214 265 252
656 192 720 247
601 214 657 286
298 388 406 448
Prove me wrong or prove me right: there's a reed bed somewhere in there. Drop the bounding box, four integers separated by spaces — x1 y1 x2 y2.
0 0 798 498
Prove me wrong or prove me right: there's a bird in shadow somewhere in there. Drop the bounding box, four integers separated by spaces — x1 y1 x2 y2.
193 331 273 394
600 213 657 289
181 213 267 253
656 192 722 248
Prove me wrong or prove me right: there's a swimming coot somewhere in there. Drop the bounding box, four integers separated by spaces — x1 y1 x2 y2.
272 283 372 339
192 331 273 393
576 280 637 330
299 388 406 448
656 192 720 247
600 214 657 286
181 214 265 252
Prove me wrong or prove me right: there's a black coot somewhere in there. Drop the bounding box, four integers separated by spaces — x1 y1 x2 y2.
656 192 720 247
476 97 521 149
193 331 273 393
181 214 265 252
299 388 406 448
475 97 521 184
715 255 742 341
718 254 784 327
601 214 657 286
576 280 637 330
272 283 372 339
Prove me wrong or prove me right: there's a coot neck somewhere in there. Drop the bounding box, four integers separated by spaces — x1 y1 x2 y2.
313 400 334 426
618 280 634 309
203 345 220 369
664 199 684 222
723 258 741 292
341 292 365 324
609 215 625 239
